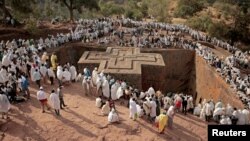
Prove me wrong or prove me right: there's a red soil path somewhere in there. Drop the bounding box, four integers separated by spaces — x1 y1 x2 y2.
0 81 207 141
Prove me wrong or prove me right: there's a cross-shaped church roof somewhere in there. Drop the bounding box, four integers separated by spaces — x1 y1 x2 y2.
78 47 165 74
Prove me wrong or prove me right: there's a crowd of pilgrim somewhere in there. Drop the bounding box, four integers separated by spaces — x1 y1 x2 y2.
0 18 249 133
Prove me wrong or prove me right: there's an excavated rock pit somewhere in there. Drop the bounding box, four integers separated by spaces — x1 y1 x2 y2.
55 44 244 108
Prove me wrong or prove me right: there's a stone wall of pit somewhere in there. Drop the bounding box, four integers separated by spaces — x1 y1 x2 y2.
55 44 106 72
55 45 244 108
195 55 244 108
141 49 195 94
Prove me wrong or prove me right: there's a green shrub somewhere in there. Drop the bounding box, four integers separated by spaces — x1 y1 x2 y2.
125 10 134 19
146 0 172 23
186 16 213 32
187 16 231 41
25 19 40 35
213 1 237 19
174 0 205 18
124 0 144 20
140 1 148 17
100 2 125 17
125 9 143 20
208 21 229 39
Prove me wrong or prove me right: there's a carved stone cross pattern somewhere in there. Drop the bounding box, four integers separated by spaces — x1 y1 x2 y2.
78 47 165 74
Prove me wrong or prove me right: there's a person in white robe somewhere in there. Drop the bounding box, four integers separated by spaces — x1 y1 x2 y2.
96 74 103 96
137 104 144 118
226 103 234 116
147 86 155 97
0 67 8 84
102 77 110 98
82 76 90 95
111 81 120 100
237 110 245 125
201 99 207 108
116 86 123 99
232 108 240 125
30 65 36 82
220 115 228 125
139 92 146 99
150 99 157 118
87 76 93 88
99 70 105 78
39 37 43 45
204 101 213 122
193 104 202 116
108 108 119 123
41 52 48 64
121 81 127 90
62 68 71 83
143 98 151 116
57 66 63 84
1 54 11 67
226 116 232 125
75 73 82 82
47 67 55 85
0 93 10 119
163 96 173 110
200 106 206 120
187 96 194 112
174 94 182 112
167 105 175 129
0 73 4 84
69 65 77 82
101 101 110 115
40 64 47 83
129 98 137 120
213 107 225 122
125 88 132 100
96 96 103 108
92 67 98 86
215 100 223 109
33 69 41 88
49 90 60 116
246 87 250 95
8 63 16 74
209 100 215 112
242 108 250 124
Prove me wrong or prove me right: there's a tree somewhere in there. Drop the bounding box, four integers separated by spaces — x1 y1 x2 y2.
124 0 143 20
227 0 250 45
146 0 172 23
57 0 99 21
187 15 213 32
100 1 125 17
0 0 13 19
174 0 205 18
0 0 35 24
139 1 148 17
208 21 228 39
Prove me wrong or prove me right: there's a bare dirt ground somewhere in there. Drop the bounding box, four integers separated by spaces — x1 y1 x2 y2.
0 80 207 141
0 22 75 41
